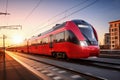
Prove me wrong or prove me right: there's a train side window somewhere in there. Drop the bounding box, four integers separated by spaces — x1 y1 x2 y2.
53 35 57 42
45 37 48 44
36 39 39 45
37 39 42 45
41 39 43 45
42 37 48 44
29 40 32 46
42 38 45 44
65 31 70 42
65 30 79 44
31 39 37 45
55 32 65 43
40 40 42 45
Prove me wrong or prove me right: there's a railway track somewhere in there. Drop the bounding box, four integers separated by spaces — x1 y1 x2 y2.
78 58 120 71
16 52 120 71
6 51 120 80
40 56 120 71
39 55 120 71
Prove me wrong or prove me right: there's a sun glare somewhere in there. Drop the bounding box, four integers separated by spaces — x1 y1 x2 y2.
12 35 24 44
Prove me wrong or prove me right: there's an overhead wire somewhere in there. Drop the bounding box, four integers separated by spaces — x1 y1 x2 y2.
22 0 42 25
28 0 98 37
65 0 98 19
27 0 90 37
19 0 42 39
47 0 89 22
47 0 98 27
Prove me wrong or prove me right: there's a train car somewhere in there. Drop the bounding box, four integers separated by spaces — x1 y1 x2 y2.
7 19 100 59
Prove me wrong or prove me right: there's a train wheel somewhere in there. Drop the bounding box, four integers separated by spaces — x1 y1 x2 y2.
52 52 57 58
56 52 67 59
52 52 68 59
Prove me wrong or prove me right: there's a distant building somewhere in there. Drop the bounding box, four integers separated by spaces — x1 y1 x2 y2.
104 33 110 45
109 20 120 49
103 33 110 49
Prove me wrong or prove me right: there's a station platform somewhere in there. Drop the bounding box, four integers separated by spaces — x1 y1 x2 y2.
0 53 42 80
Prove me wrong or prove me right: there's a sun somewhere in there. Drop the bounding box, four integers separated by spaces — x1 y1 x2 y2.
12 35 24 44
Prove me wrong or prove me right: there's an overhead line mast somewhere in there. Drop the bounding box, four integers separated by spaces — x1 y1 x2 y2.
0 12 10 15
0 25 22 30
0 0 22 61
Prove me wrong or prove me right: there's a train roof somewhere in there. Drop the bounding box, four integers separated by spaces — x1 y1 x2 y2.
38 22 66 37
37 19 90 37
72 19 90 25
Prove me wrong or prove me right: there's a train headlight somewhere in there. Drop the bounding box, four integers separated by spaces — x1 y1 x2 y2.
80 41 88 47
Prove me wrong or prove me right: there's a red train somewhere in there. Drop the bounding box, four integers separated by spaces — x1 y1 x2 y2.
7 19 100 59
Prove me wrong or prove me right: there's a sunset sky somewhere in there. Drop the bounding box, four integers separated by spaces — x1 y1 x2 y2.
0 0 120 47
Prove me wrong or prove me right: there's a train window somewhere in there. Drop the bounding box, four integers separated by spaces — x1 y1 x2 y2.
55 32 65 43
79 25 96 40
45 37 48 44
28 40 32 46
40 39 43 44
36 39 39 45
73 20 97 45
40 40 42 45
42 37 48 44
65 30 79 44
36 38 41 45
42 38 45 44
31 39 38 45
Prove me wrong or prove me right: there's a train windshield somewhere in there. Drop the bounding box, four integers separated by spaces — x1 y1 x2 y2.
78 25 96 40
78 24 98 45
72 20 98 45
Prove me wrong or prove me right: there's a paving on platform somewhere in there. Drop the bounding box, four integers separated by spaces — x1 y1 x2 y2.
0 52 42 80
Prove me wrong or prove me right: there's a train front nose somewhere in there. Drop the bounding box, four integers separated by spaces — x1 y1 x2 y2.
88 46 100 57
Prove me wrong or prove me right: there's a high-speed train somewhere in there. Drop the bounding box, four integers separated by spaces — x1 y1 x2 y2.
7 19 100 59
